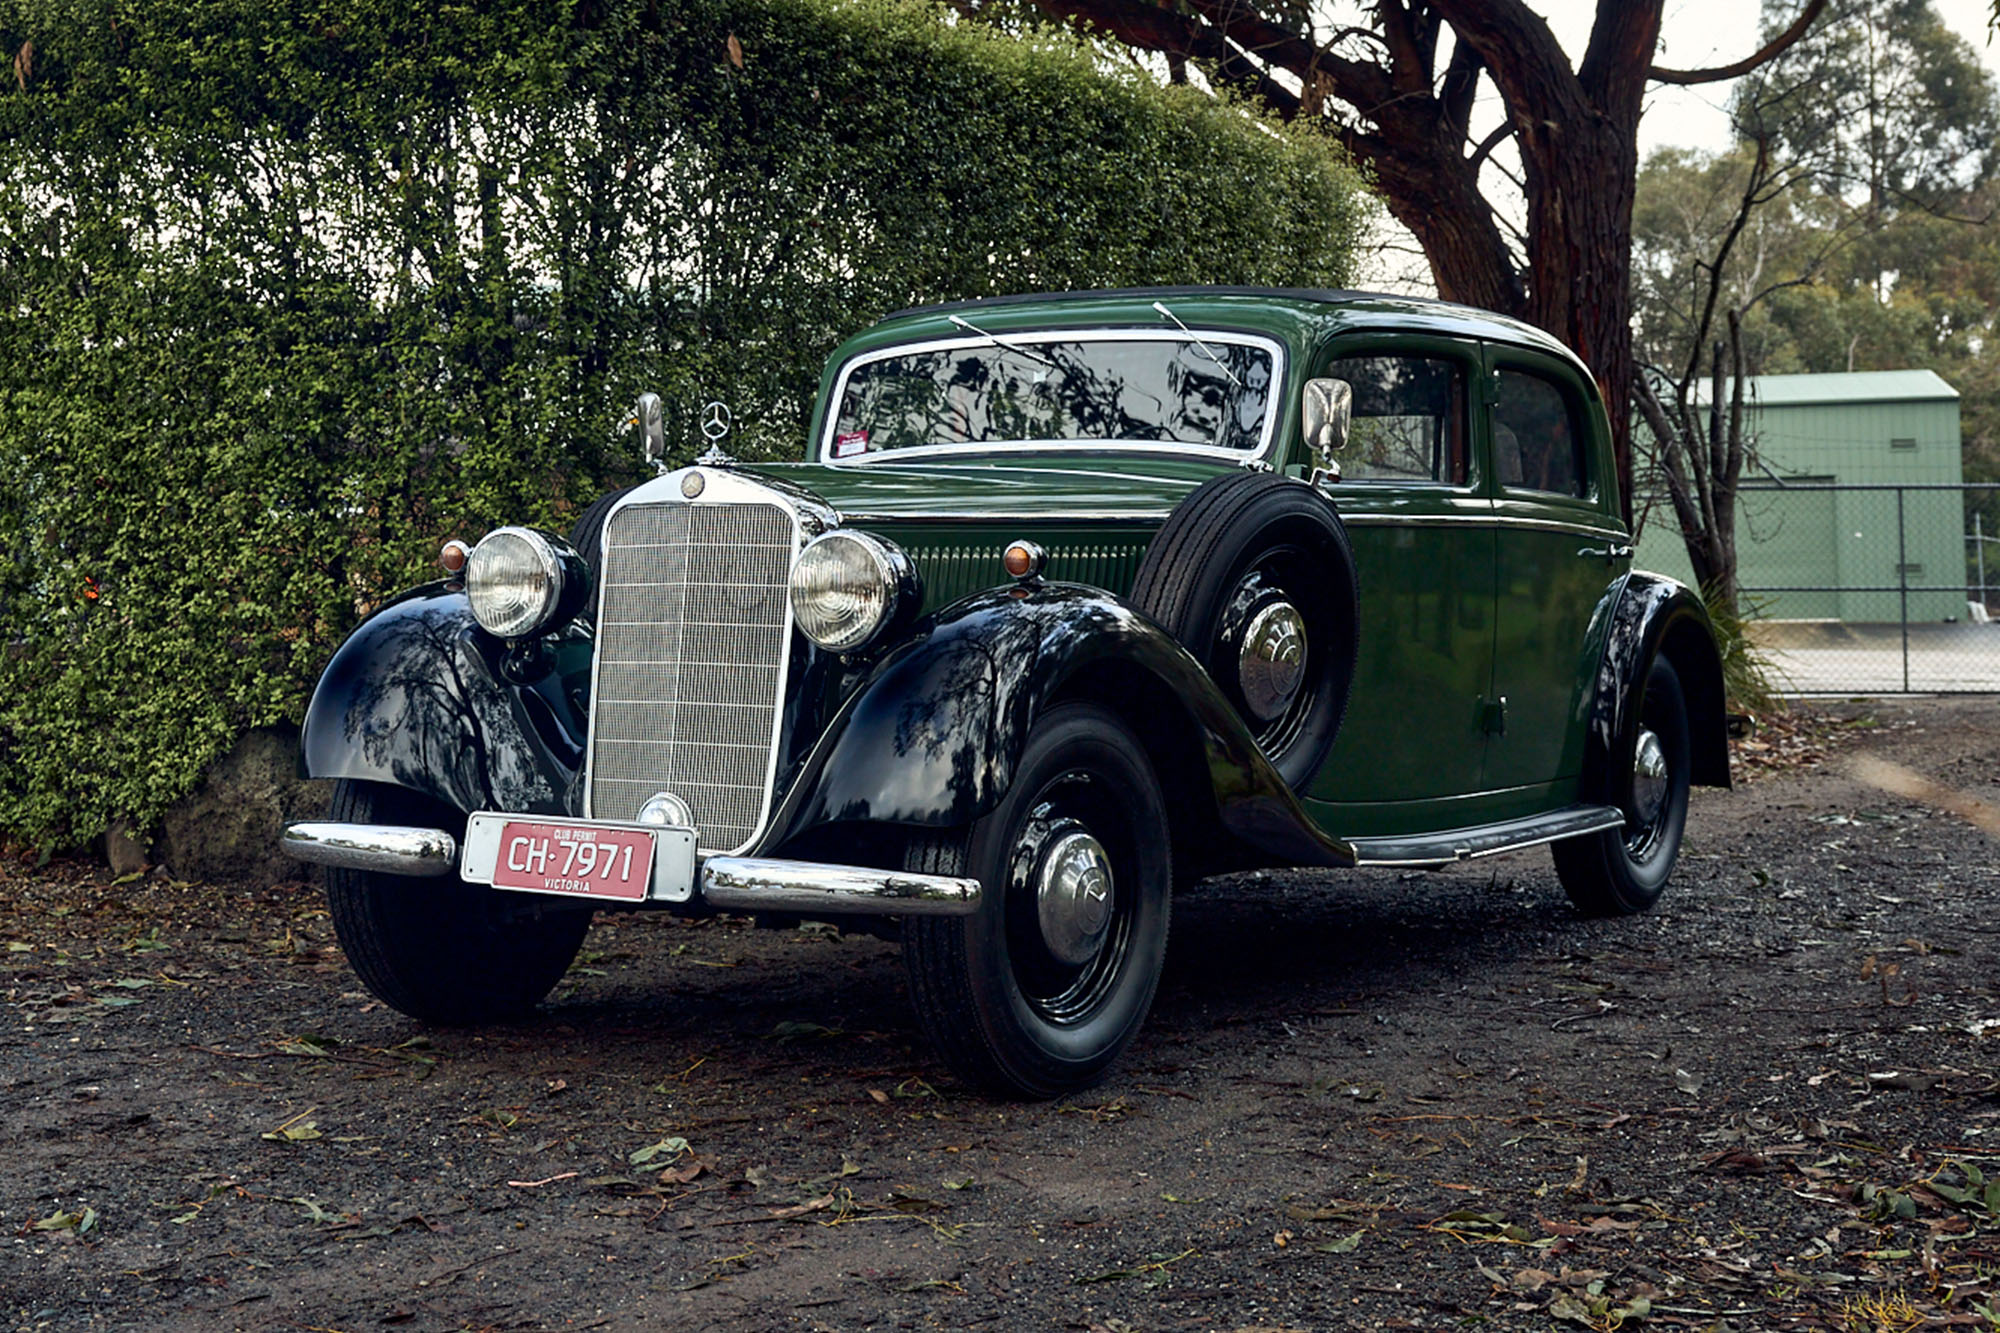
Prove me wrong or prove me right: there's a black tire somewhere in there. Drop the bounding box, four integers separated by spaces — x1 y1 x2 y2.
1553 655 1693 916
568 484 637 622
323 779 593 1024
1128 471 1358 789
902 703 1172 1098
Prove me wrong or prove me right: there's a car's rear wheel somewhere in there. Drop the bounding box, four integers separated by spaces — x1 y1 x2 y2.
901 703 1171 1098
323 779 593 1023
1553 655 1692 915
1129 472 1358 788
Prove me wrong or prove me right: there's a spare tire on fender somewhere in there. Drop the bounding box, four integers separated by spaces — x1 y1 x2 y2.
1128 471 1358 790
567 483 638 622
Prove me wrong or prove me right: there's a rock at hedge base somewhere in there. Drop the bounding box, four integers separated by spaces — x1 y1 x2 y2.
102 819 151 878
158 727 328 885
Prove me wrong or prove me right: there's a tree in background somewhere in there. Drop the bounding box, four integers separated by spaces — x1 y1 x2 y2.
1743 0 2000 488
1755 0 1998 215
959 0 1829 519
1630 0 2000 611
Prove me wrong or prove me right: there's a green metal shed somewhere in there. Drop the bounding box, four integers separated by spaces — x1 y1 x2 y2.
1633 369 1964 621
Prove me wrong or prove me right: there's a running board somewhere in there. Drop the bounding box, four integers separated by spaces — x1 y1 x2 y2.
1347 805 1625 870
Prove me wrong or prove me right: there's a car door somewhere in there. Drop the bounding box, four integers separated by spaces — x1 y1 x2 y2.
1482 346 1629 798
1307 336 1497 810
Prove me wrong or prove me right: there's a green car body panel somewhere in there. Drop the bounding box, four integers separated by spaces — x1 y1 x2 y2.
734 287 1709 846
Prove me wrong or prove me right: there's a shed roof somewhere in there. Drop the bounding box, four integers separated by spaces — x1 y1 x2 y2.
1697 368 1959 406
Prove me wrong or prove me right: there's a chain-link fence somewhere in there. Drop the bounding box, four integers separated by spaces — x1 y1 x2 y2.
1717 482 2000 694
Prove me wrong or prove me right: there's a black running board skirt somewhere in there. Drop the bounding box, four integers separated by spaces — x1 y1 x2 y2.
1347 805 1625 870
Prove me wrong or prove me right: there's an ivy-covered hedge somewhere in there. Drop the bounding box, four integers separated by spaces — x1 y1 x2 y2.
0 0 1366 849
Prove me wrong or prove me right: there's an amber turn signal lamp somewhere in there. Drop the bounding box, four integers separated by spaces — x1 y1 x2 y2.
440 539 471 575
1002 539 1046 581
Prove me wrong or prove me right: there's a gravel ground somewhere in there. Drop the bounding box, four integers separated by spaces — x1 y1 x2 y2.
3 698 1997 1333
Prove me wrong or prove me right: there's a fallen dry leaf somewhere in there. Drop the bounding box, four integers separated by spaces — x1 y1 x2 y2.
765 1192 834 1220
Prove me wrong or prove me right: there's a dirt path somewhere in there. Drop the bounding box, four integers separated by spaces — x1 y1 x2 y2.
3 700 1997 1332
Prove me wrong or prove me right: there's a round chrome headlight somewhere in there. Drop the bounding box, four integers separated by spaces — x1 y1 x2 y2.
466 527 567 638
790 530 905 652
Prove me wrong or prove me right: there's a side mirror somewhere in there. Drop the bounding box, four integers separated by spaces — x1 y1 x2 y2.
1302 378 1352 483
633 392 665 469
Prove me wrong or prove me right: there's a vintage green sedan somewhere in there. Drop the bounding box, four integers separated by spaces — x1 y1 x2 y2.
281 288 1729 1097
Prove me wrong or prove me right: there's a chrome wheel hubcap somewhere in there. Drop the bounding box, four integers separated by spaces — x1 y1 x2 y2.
1035 827 1115 968
1239 600 1307 722
1631 728 1669 827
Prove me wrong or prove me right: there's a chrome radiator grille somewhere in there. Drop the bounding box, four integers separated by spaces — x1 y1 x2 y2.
586 496 796 854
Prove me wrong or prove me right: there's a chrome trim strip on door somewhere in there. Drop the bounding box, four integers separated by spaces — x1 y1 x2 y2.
1338 512 1630 542
836 511 1628 539
836 510 1173 525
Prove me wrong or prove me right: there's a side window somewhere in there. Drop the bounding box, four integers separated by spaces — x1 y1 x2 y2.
1492 368 1587 498
1322 354 1467 485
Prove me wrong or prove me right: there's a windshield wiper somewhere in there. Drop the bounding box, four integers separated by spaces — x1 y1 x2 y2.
1151 301 1244 389
947 314 1061 371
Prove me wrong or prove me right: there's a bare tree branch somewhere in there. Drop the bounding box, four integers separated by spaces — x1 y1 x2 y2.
1678 134 1771 391
1724 307 1747 488
1438 27 1484 138
1466 121 1514 171
1651 0 1828 85
1426 0 1587 126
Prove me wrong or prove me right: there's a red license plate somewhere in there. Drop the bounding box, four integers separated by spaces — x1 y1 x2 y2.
490 822 654 902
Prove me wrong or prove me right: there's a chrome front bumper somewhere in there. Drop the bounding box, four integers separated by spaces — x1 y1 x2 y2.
700 857 981 915
280 822 459 877
279 821 983 917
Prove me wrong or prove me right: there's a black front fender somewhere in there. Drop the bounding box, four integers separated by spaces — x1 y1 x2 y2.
299 586 583 817
761 583 1352 869
1584 572 1732 797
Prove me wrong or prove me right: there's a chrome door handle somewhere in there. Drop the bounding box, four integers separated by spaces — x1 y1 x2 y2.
1577 543 1634 561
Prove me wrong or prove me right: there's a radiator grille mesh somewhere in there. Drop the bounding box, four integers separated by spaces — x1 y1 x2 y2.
587 499 795 853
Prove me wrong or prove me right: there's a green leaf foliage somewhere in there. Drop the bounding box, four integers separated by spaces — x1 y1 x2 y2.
0 0 1365 847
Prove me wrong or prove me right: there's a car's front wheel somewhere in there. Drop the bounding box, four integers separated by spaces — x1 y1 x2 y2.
901 703 1172 1098
1553 655 1693 915
323 779 593 1023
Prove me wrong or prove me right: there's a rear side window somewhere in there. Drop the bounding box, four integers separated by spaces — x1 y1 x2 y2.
1492 368 1586 498
1322 354 1467 485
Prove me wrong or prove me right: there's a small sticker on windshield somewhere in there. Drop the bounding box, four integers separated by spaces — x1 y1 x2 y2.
832 430 870 458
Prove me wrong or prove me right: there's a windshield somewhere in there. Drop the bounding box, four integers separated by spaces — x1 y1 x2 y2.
825 332 1278 461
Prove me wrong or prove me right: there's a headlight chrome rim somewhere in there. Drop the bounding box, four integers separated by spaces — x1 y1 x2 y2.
466 526 566 639
790 529 906 653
